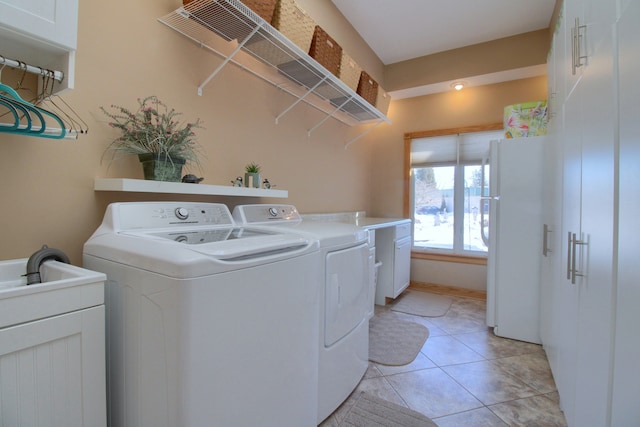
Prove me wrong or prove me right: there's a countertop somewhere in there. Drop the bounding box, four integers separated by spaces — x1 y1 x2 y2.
353 217 411 230
301 212 411 230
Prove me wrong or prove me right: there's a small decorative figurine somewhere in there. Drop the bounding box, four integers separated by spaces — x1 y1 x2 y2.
262 178 272 189
182 174 204 184
231 176 243 187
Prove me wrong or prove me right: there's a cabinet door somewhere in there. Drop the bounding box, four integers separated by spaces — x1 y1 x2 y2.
572 27 616 427
393 236 411 298
552 77 583 427
611 1 640 423
0 306 106 427
0 0 78 50
563 0 585 96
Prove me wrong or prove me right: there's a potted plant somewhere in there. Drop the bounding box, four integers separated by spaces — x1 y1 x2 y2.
244 162 261 188
101 96 203 182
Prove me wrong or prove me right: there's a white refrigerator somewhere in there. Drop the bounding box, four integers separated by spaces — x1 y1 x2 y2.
485 136 545 344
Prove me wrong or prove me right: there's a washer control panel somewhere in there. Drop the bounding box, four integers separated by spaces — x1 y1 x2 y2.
232 204 301 225
113 202 235 230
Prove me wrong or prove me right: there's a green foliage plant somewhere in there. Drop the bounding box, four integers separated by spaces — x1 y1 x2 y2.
101 96 203 168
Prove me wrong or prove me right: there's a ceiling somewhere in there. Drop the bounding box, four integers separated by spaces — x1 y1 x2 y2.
330 0 556 97
330 0 556 65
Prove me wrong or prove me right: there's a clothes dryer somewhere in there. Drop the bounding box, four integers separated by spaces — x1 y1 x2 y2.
232 204 370 424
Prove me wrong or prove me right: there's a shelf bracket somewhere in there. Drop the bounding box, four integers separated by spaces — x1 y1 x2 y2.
197 24 264 96
307 96 353 137
344 120 384 149
275 76 328 124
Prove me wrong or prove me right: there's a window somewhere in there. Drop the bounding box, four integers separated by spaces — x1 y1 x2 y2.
409 129 503 256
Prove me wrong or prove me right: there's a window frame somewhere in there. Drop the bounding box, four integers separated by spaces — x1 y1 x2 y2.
403 123 503 263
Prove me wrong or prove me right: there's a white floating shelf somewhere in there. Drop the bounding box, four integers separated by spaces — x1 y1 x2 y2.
94 178 288 198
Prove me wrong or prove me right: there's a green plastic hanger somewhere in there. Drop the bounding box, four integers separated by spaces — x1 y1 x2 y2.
0 82 66 139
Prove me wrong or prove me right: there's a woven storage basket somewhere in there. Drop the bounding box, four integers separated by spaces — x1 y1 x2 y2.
238 0 277 22
376 87 391 115
308 25 342 76
357 71 379 106
338 51 362 91
272 0 316 53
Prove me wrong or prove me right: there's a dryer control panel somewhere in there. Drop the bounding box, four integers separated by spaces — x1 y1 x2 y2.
233 204 301 225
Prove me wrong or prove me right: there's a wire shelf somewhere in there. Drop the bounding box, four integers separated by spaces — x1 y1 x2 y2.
158 0 390 129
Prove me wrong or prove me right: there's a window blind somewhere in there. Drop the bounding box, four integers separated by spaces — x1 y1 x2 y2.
410 130 504 167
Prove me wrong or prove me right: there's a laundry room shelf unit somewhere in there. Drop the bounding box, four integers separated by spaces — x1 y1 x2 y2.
94 178 288 198
158 0 390 144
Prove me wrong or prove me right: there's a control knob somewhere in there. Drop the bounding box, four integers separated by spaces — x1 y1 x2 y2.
268 207 279 217
175 207 189 220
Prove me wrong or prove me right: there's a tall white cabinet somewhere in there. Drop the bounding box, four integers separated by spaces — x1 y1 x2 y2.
541 0 638 425
610 0 640 424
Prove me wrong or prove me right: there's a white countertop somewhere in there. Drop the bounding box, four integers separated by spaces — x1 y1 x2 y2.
301 212 411 230
353 217 411 230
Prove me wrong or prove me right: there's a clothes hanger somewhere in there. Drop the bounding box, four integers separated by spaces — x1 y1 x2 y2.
35 72 88 137
0 81 66 138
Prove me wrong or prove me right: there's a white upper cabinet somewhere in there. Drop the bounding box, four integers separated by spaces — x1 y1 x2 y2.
0 0 78 92
0 0 78 50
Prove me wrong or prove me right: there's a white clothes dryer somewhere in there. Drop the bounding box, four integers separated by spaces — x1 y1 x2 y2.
232 204 370 424
83 202 321 427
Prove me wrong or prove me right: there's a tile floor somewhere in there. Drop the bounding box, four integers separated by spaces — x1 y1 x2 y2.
320 294 568 426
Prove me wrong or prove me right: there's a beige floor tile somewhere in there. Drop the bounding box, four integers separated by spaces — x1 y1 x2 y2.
491 351 557 393
433 407 509 427
489 394 569 427
453 329 544 359
426 309 488 335
421 334 486 366
442 360 539 405
385 368 484 418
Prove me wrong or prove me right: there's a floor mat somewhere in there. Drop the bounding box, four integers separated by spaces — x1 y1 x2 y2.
341 392 438 427
390 290 453 317
369 312 429 366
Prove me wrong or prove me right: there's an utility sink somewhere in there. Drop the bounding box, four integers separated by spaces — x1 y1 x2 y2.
0 258 105 328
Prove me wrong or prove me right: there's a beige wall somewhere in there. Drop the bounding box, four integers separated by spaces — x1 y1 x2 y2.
369 75 549 290
0 0 383 264
0 0 550 292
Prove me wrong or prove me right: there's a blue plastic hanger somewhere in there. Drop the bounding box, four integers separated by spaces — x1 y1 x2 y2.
0 82 66 139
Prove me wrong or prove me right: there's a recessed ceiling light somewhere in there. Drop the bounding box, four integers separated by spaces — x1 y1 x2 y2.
451 82 465 91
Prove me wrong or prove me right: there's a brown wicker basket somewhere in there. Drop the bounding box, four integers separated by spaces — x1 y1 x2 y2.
272 0 316 53
376 87 391 115
338 51 362 91
309 25 342 76
357 71 379 107
238 0 277 23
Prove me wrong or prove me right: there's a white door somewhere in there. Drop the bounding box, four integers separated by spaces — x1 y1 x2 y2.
490 138 544 344
611 1 640 423
571 25 616 427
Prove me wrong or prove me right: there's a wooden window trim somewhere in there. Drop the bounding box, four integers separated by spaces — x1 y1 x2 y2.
411 251 487 266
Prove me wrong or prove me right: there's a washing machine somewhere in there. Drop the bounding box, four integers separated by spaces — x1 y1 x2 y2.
232 204 370 424
83 202 321 427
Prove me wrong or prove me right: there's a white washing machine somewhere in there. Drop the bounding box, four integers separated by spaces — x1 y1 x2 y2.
83 202 321 427
232 204 370 424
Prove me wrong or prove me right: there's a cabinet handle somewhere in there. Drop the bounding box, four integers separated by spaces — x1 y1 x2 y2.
572 17 587 75
570 232 588 284
543 224 552 257
567 231 573 280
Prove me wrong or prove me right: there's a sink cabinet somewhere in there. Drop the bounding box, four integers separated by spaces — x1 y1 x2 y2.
0 260 106 427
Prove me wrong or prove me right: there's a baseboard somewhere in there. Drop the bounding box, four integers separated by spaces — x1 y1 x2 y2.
409 281 486 300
